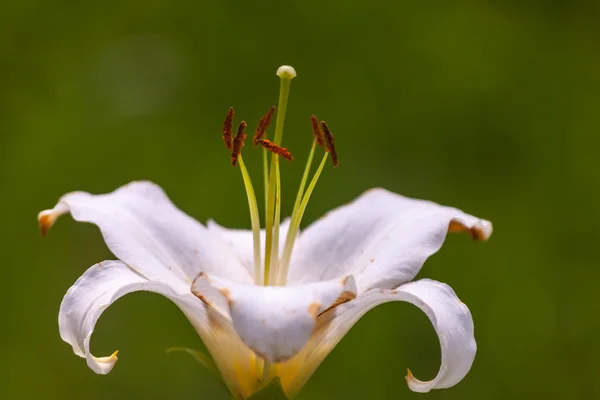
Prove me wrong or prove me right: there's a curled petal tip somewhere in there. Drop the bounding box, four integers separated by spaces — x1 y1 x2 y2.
90 350 120 374
475 220 493 241
405 368 431 393
94 350 119 362
38 210 55 237
448 218 493 241
38 201 69 237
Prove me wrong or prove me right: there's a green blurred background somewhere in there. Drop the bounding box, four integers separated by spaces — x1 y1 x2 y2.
1 0 598 399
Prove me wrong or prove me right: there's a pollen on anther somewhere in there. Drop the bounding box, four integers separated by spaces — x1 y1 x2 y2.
257 139 293 161
231 121 247 167
222 107 234 150
310 115 325 147
320 121 338 167
254 106 276 146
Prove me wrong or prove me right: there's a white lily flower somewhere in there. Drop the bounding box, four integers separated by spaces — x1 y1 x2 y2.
39 66 492 399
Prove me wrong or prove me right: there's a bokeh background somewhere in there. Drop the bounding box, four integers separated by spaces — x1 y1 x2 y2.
1 1 598 399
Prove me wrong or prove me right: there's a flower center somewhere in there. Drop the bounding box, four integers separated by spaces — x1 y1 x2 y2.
221 65 337 288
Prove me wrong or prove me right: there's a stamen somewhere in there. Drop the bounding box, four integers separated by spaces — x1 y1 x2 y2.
277 139 316 285
255 106 277 215
231 121 247 167
255 107 277 214
254 106 276 146
224 115 261 283
321 121 338 167
257 139 293 161
222 107 234 150
268 159 282 285
278 150 329 285
263 146 269 213
310 115 325 147
236 155 262 283
254 116 267 146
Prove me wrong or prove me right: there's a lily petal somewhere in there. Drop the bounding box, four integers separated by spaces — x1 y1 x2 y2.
207 218 292 279
192 274 357 363
288 188 492 292
39 181 252 287
281 279 475 394
59 260 206 373
60 260 260 397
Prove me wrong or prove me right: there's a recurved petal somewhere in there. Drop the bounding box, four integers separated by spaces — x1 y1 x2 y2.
60 260 258 397
284 279 476 394
39 181 252 287
287 188 492 292
59 260 207 374
207 218 292 279
191 274 357 363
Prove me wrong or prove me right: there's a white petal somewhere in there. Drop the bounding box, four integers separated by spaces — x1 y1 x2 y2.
39 181 252 287
191 274 357 363
59 260 208 374
60 260 259 397
207 218 292 279
288 188 492 292
286 279 476 393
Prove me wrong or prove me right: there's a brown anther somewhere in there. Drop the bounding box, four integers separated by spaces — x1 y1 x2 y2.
231 121 247 166
257 139 293 161
320 121 338 167
310 115 325 147
254 106 276 146
222 107 234 150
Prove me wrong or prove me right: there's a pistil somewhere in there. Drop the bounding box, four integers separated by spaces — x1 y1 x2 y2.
263 66 296 286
